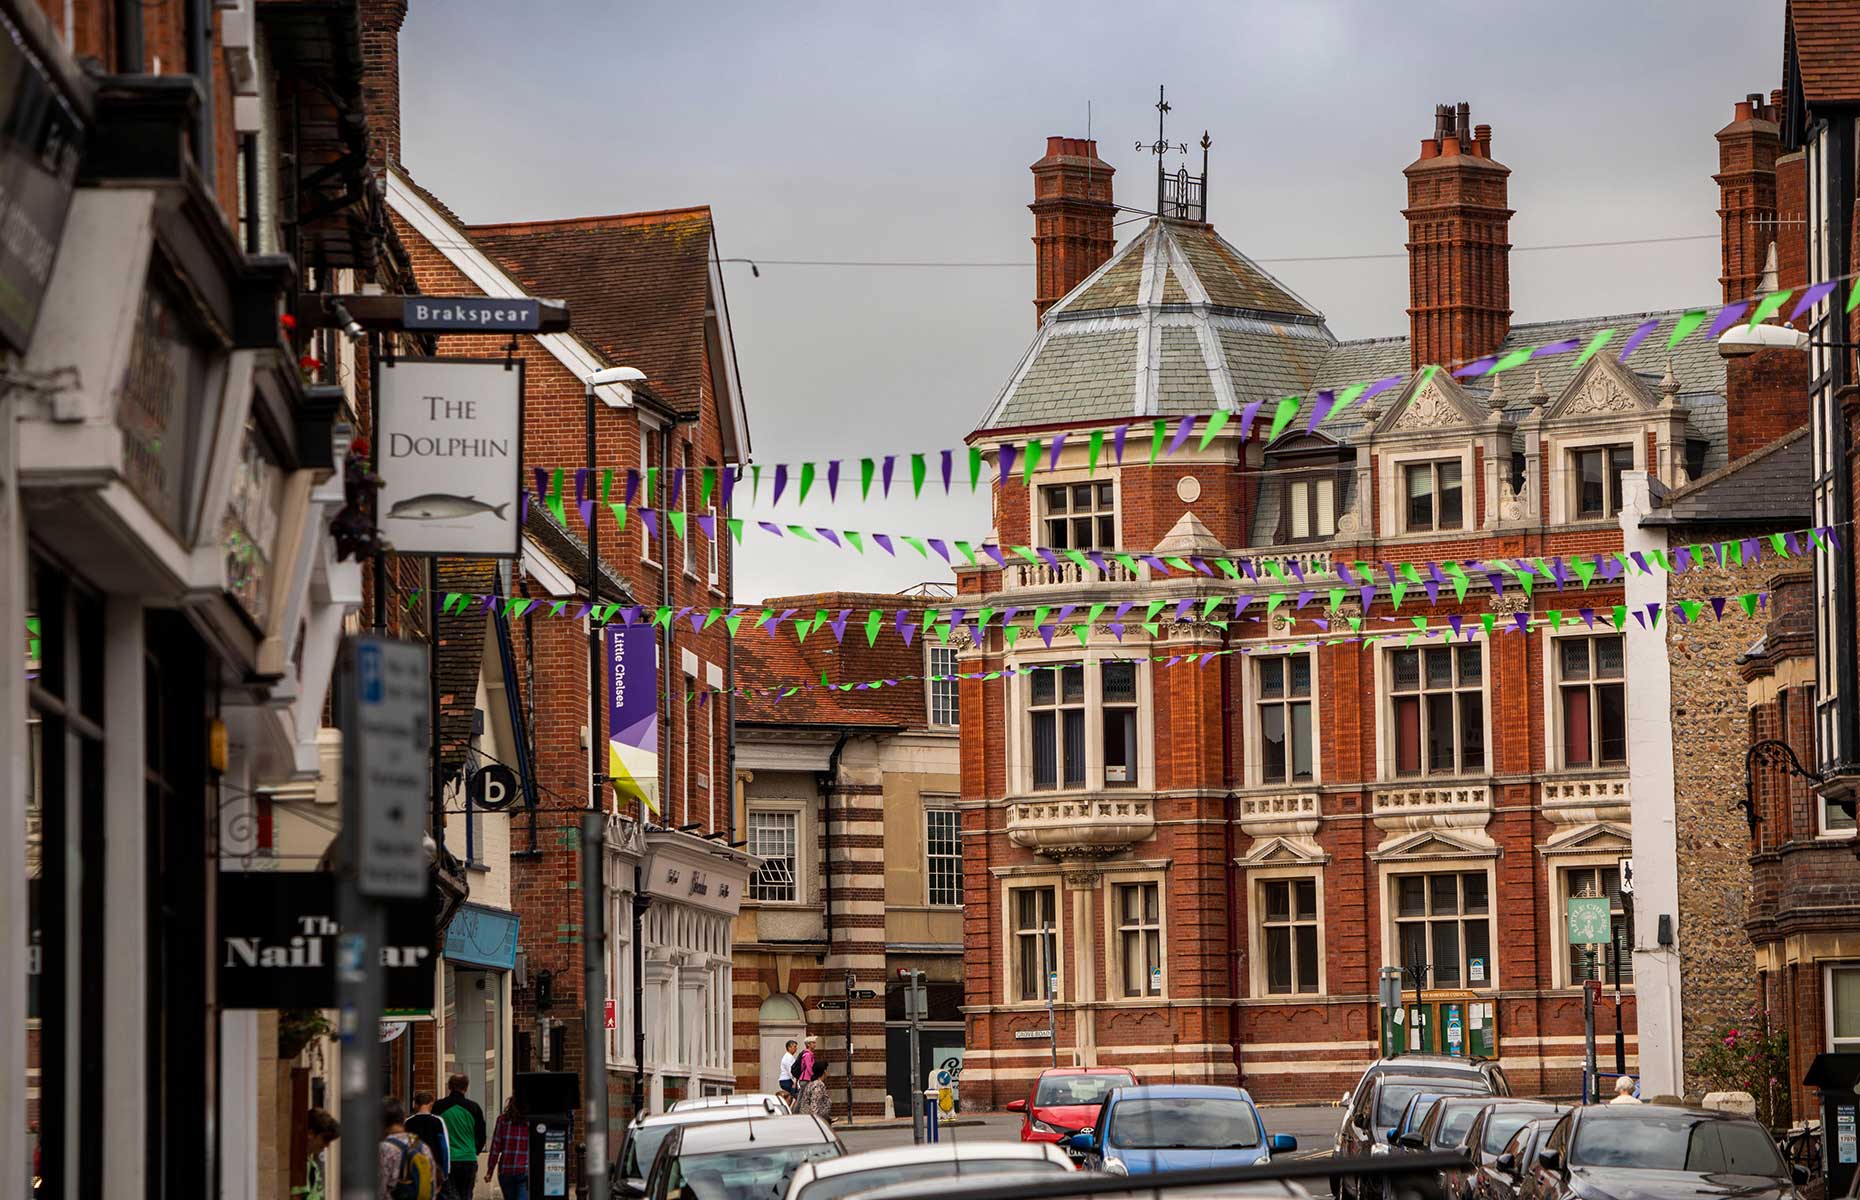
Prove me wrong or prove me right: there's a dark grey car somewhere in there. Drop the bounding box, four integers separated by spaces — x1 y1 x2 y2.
1334 1060 1508 1200
1518 1105 1806 1200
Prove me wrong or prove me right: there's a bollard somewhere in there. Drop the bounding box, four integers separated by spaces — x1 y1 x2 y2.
924 1091 939 1143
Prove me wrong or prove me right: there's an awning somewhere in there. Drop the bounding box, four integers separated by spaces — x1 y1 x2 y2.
443 902 519 971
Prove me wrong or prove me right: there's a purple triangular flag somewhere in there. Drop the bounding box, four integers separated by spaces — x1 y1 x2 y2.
1054 604 1077 625
1039 625 1056 647
981 543 1006 566
1038 547 1063 571
1711 596 1727 620
1305 389 1336 433
1240 559 1259 582
1048 434 1067 470
1114 601 1136 620
1618 317 1660 361
688 611 706 633
1237 397 1266 441
669 468 685 506
816 528 841 547
575 467 589 504
1578 607 1595 628
1112 425 1129 464
882 455 896 496
1740 538 1760 564
534 467 550 503
1167 415 1196 456
720 467 736 511
758 520 783 537
1108 623 1125 640
772 464 789 504
829 610 851 643
1295 590 1315 609
1190 557 1214 577
1172 598 1195 623
697 514 716 538
623 469 640 508
520 492 530 523
940 449 952 494
827 460 841 501
577 499 595 528
874 533 895 556
1631 610 1647 629
1790 281 1836 321
1448 615 1463 638
1630 550 1651 573
1600 556 1622 582
1785 531 1802 556
1087 551 1110 575
573 604 592 620
1513 613 1530 634
640 509 660 538
929 539 950 562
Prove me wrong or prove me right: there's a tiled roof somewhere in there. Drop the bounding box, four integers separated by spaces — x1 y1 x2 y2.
735 592 938 727
991 329 1139 428
1172 224 1316 315
471 208 717 418
1643 425 1814 527
1788 0 1860 104
436 559 498 776
1221 324 1334 407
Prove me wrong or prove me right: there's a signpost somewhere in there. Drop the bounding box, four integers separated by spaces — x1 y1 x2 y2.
1013 1029 1052 1040
467 764 520 811
1571 895 1612 1101
900 969 928 1143
815 999 846 1011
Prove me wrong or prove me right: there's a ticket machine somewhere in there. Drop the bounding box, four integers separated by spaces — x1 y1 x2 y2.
515 1071 579 1199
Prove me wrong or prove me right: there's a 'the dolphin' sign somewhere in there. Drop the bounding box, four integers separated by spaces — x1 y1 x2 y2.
377 357 525 557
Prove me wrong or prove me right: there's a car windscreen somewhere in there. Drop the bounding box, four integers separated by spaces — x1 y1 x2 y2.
620 1126 674 1180
796 1159 1067 1200
1572 1114 1785 1175
670 1144 842 1200
1483 1111 1551 1155
1035 1074 1135 1107
1108 1097 1262 1151
1434 1104 1485 1147
1377 1082 1482 1129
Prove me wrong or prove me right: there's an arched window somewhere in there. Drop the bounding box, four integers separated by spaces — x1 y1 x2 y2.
758 993 804 1024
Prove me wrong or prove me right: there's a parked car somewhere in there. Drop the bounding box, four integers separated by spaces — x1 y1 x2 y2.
1478 1117 1561 1200
1518 1105 1807 1200
643 1115 843 1200
783 1141 1073 1200
669 1093 789 1114
1339 1055 1513 1119
841 1175 1314 1200
1335 1067 1502 1200
1064 1084 1295 1176
1407 1096 1497 1154
1448 1103 1568 1200
1008 1067 1139 1144
613 1102 789 1198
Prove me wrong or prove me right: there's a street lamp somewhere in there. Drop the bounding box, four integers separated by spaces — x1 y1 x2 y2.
581 364 645 1200
1717 323 1810 357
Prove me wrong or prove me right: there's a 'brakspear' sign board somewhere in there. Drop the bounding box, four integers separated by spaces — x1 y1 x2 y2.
377 357 524 556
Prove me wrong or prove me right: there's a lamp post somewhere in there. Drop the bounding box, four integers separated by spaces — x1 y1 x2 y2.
582 365 644 1197
1401 959 1431 1054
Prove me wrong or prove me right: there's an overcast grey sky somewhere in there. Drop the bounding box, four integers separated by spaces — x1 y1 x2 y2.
400 1 1781 603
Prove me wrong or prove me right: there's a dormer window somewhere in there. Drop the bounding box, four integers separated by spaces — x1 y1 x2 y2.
1573 445 1634 518
1403 460 1463 532
1257 437 1352 546
1043 482 1116 551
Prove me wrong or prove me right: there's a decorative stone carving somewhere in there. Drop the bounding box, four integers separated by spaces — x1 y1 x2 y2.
1488 594 1530 615
1394 383 1464 431
1008 795 1156 859
1371 784 1494 837
1542 776 1632 826
1238 792 1321 839
1564 374 1640 416
1063 869 1102 890
1499 481 1528 522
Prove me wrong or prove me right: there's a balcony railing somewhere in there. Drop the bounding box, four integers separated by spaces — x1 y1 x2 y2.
1003 557 1142 590
1241 549 1334 582
1372 783 1492 833
1541 776 1631 826
1238 791 1320 838
1007 795 1155 859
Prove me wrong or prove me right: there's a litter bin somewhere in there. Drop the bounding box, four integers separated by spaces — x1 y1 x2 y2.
515 1071 580 1199
1805 1053 1860 1200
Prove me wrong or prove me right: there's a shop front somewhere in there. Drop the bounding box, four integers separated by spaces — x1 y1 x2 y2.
442 902 521 1117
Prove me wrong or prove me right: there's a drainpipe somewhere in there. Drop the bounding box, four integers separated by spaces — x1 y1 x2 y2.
113 0 141 72
1220 622 1244 1076
816 731 851 964
184 0 213 188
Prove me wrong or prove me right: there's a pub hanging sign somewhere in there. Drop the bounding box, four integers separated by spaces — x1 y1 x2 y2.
218 871 438 1010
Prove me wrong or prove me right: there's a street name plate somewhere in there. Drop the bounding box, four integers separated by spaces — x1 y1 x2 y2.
849 989 878 1000
403 296 541 332
344 637 430 897
1013 1029 1051 1040
815 999 846 1010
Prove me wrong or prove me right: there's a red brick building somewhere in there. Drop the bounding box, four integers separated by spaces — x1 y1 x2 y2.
953 107 1762 1105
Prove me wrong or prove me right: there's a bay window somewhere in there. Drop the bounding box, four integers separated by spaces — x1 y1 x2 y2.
1390 644 1485 777
1404 460 1464 532
1256 655 1314 784
1558 635 1627 768
1393 871 1492 990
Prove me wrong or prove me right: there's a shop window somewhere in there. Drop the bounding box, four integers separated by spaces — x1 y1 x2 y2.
1042 481 1116 551
1116 883 1162 997
1389 644 1485 777
747 810 797 902
1013 887 1058 1001
1255 655 1314 784
1393 871 1492 990
1563 865 1632 985
928 645 960 727
1261 878 1320 995
1558 635 1627 768
1573 445 1635 518
926 809 962 907
1403 460 1464 532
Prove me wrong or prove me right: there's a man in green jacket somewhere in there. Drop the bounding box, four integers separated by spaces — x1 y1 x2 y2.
432 1074 487 1199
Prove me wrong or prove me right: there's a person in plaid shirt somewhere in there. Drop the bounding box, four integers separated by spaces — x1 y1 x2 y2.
486 1097 529 1200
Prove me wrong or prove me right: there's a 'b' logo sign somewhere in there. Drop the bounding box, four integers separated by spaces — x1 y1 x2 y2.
468 764 521 811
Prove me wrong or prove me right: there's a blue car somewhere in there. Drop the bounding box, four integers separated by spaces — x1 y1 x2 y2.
1065 1084 1296 1175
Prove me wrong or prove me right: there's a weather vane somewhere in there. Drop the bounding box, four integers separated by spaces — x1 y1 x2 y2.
1137 86 1211 221
1136 84 1189 159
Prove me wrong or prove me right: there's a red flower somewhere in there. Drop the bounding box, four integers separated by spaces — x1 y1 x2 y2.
279 313 297 330
351 435 369 457
299 354 323 372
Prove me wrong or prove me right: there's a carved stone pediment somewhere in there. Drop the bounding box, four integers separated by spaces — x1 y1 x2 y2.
1370 826 1498 861
1375 371 1486 437
1238 834 1330 867
1395 383 1463 430
1540 819 1634 857
1545 357 1657 422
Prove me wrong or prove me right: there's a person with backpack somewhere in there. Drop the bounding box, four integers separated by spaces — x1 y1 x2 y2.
403 1094 450 1195
379 1098 439 1200
432 1073 487 1200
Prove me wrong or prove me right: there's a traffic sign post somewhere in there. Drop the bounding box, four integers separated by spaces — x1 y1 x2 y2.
900 969 927 1144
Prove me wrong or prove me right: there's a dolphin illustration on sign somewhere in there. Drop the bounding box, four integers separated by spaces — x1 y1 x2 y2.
386 493 509 521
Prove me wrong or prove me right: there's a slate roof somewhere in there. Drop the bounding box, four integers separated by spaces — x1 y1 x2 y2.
1787 0 1860 105
981 218 1331 430
471 208 717 419
735 592 937 727
1641 425 1814 527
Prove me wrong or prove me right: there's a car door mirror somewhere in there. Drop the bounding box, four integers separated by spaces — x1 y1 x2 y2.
1536 1148 1563 1174
1270 1135 1298 1153
1006 1099 1027 1113
1343 1091 1355 1106
1066 1132 1097 1153
1398 1132 1427 1150
1495 1152 1515 1176
615 1178 646 1200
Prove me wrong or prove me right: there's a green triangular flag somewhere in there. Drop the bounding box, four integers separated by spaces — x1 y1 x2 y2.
1610 605 1627 630
653 606 673 628
1489 346 1535 374
1088 602 1108 627
1348 616 1362 632
1024 439 1042 485
1164 556 1193 573
1389 582 1408 610
1847 284 1860 314
1265 592 1285 615
1329 383 1368 425
1088 429 1104 476
1546 610 1562 629
794 617 814 644
700 466 717 508
1072 625 1090 647
725 614 744 638
911 453 927 497
1680 599 1703 623
785 524 816 542
1575 328 1616 366
1666 309 1708 349
1114 553 1142 576
1268 395 1300 442
1749 289 1792 326
726 518 745 543
844 531 864 554
865 610 882 646
702 608 721 630
798 462 815 504
1149 419 1167 464
1480 613 1495 638
1063 548 1092 573
1264 560 1289 585
1198 409 1231 450
860 458 876 499
1770 533 1789 557
1203 596 1224 618
668 510 687 539
750 463 761 500
1144 600 1166 624
968 446 983 491
547 467 567 524
1739 592 1760 617
1445 562 1469 603
904 536 928 557
1217 558 1241 579
1011 545 1040 564
1004 625 1021 648
1032 606 1051 630
1572 556 1596 589
1329 587 1345 611
954 541 978 566
609 502 628 532
442 593 464 614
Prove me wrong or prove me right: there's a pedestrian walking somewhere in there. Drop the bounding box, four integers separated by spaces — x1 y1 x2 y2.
296 1109 341 1200
380 1098 440 1200
778 1039 799 1107
794 1036 817 1088
1608 1075 1642 1105
404 1093 451 1195
795 1052 833 1123
486 1096 530 1200
432 1074 488 1199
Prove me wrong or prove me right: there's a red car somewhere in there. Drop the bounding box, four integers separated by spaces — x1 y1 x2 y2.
1007 1067 1139 1144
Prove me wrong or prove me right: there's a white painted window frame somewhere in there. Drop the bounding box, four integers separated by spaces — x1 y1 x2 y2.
1242 646 1322 788
1004 878 1064 1007
1249 868 1326 998
1105 872 1167 1001
1006 646 1156 795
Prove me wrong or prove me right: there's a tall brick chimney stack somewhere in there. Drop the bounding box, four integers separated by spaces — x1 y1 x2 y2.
1715 92 1783 303
1403 102 1513 371
360 0 410 172
1031 136 1116 323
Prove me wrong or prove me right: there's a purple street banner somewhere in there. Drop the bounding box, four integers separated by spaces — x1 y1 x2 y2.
606 623 659 814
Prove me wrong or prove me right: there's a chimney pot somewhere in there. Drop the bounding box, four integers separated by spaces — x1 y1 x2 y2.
1770 87 1785 112
1456 101 1471 138
1419 138 1439 160
1405 102 1511 371
1734 100 1753 121
1474 124 1492 156
1442 135 1462 157
1031 134 1116 323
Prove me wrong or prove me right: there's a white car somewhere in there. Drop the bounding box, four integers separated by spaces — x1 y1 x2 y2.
668 1093 790 1114
783 1141 1074 1200
844 1177 1313 1200
613 1101 789 1197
